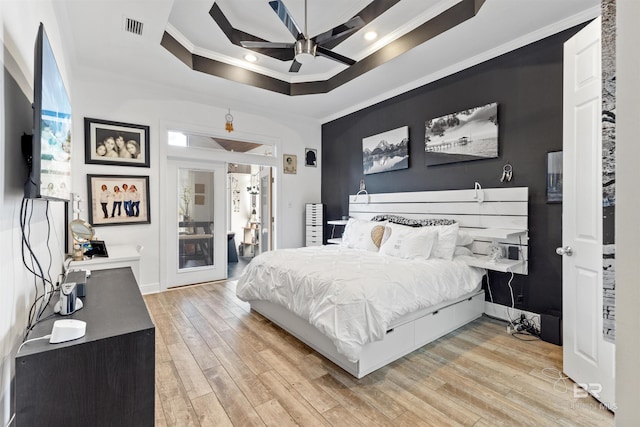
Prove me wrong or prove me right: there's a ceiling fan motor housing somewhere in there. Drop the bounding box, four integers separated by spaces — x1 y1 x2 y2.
294 38 316 63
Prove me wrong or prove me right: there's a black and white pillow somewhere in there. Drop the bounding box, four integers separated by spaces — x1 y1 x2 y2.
370 214 455 228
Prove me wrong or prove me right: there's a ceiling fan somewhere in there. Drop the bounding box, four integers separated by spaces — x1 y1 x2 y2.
240 0 364 72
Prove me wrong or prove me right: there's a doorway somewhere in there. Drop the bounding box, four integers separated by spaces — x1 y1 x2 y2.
227 163 273 279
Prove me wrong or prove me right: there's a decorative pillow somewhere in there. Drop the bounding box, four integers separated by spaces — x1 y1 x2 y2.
456 230 474 246
378 223 438 260
341 218 386 252
430 223 460 260
370 214 456 228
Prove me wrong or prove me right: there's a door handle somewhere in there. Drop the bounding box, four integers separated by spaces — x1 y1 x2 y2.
556 246 573 256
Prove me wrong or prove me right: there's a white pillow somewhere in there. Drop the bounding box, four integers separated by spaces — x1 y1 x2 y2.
431 223 460 260
456 230 474 246
378 223 438 260
341 218 386 252
454 246 474 257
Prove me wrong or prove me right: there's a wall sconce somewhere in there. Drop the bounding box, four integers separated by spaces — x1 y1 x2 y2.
473 181 484 203
225 108 234 132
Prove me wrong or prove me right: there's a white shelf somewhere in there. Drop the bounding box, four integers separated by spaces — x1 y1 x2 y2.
327 219 349 225
466 228 527 240
327 238 342 245
465 255 523 272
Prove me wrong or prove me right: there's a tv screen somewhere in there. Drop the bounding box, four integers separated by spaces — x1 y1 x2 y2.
24 23 72 201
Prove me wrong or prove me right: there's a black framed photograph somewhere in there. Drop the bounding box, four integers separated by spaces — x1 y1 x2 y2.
304 148 317 167
87 174 150 226
84 117 150 167
424 102 498 166
546 151 563 203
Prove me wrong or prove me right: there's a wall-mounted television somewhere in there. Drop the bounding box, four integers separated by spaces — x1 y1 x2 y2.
23 22 72 201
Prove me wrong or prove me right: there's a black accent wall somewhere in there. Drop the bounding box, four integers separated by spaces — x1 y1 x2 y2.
321 24 587 315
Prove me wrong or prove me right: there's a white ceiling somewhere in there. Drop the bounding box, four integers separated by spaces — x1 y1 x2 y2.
55 0 599 123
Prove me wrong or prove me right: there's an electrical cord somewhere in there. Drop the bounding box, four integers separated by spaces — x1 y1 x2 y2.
485 271 494 303
17 334 51 354
6 413 15 427
20 198 56 335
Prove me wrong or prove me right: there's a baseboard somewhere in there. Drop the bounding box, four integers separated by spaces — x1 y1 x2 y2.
140 282 161 295
483 301 540 330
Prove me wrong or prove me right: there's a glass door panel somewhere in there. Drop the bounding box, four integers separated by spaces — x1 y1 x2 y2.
165 160 226 288
178 169 214 270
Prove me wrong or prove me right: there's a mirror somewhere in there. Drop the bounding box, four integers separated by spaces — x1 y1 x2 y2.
70 219 94 260
70 219 94 242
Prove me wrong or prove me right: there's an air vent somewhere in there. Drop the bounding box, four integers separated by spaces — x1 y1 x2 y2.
123 17 144 36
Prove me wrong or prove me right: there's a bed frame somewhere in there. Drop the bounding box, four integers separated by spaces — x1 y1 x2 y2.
248 187 529 378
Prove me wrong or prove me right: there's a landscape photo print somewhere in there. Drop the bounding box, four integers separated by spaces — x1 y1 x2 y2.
424 102 498 166
362 126 409 175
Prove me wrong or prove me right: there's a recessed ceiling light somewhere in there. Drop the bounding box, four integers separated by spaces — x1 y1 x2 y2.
364 31 378 41
244 54 258 62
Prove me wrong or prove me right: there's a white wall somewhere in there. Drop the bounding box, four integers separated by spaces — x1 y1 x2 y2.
615 0 640 423
70 69 321 292
0 2 69 425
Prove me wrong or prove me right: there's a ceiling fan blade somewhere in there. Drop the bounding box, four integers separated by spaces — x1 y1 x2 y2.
269 0 303 40
252 48 296 61
315 16 365 47
288 60 303 73
316 46 356 66
240 41 294 49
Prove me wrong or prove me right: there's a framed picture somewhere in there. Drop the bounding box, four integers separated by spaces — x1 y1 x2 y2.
304 148 317 167
547 151 563 203
362 126 409 175
84 117 150 167
424 102 498 166
283 154 297 174
87 174 150 226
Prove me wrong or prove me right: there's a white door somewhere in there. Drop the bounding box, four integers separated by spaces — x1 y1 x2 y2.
165 159 227 287
562 16 615 407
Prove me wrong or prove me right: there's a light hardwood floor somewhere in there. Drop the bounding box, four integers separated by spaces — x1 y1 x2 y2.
145 281 614 426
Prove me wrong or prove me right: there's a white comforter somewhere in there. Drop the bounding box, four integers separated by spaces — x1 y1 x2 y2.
236 245 484 362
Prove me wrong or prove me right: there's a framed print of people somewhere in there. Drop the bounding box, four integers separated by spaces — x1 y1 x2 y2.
284 154 297 174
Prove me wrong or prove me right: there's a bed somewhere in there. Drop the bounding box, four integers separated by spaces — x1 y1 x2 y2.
236 187 529 378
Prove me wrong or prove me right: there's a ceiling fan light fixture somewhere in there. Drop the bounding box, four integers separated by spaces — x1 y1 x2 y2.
364 31 378 41
294 38 316 64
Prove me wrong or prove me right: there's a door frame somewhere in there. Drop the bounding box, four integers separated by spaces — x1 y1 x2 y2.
158 121 279 291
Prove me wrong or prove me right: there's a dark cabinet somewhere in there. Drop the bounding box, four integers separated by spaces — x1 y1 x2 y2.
15 267 155 426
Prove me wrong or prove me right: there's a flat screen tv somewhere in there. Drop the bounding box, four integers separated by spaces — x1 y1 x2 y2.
23 22 72 201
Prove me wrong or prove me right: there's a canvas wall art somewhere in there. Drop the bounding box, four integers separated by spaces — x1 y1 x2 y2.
424 102 498 166
362 126 409 175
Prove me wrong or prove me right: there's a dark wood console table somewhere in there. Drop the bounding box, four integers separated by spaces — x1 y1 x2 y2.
15 267 155 426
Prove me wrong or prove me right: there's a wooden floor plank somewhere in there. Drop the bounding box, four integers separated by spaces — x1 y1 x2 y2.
254 399 299 427
202 364 266 426
146 281 614 427
190 392 234 427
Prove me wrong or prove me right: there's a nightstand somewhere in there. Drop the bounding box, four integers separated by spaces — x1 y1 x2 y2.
327 219 348 244
464 228 528 274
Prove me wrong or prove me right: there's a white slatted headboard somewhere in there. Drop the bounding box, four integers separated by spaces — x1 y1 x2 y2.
348 187 529 275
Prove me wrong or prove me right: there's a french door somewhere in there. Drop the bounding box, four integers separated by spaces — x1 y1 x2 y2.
165 159 227 287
